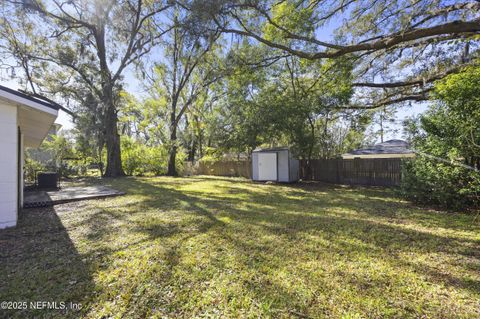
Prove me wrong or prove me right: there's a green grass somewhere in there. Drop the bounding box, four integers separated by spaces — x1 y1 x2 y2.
1 176 479 318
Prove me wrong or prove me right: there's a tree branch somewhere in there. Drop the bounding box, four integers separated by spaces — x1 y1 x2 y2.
352 64 474 88
217 8 480 60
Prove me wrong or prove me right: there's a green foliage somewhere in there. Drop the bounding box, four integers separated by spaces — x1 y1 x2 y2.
263 1 315 43
119 91 168 143
24 157 46 183
43 135 75 162
401 159 480 209
121 137 144 176
401 65 480 209
121 136 185 176
45 134 79 178
26 132 79 178
217 44 369 159
198 147 223 163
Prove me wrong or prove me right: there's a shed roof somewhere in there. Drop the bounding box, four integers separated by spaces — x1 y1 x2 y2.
253 147 290 153
344 139 414 156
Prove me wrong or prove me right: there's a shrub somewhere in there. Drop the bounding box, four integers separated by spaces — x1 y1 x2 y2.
121 136 185 176
24 157 46 183
143 146 167 175
400 157 480 210
121 137 145 175
400 65 480 210
198 147 223 164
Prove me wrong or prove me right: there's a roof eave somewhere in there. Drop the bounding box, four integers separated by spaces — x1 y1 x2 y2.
0 85 59 116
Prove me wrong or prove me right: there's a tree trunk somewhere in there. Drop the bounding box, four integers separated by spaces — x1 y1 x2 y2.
198 129 203 159
306 115 315 177
187 140 196 162
167 109 178 176
95 21 125 178
167 130 177 176
379 112 384 143
185 114 196 162
103 98 125 177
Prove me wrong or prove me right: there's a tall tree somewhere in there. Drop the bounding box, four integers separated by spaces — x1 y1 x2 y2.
148 9 221 176
0 0 171 176
372 106 398 143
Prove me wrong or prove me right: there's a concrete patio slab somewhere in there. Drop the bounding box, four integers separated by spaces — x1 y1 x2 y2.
24 185 125 208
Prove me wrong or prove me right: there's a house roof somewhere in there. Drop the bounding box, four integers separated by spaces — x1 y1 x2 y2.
0 84 60 147
0 84 60 112
344 139 414 156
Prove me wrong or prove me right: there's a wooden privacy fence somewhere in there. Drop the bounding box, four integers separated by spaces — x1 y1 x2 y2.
300 158 403 186
188 160 252 178
187 158 404 186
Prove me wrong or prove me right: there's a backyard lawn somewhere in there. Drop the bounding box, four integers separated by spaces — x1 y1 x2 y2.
1 176 479 318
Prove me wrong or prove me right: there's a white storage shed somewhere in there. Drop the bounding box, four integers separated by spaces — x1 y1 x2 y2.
252 147 299 182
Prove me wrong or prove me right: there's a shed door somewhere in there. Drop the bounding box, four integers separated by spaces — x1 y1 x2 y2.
258 153 277 181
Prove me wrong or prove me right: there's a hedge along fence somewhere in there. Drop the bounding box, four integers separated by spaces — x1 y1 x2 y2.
185 160 252 178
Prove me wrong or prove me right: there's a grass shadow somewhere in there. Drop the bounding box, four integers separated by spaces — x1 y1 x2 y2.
0 207 94 318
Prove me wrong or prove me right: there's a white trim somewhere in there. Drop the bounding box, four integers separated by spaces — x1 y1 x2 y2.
0 89 58 116
0 220 17 229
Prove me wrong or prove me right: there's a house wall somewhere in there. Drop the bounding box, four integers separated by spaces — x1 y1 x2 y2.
19 132 24 208
0 102 18 229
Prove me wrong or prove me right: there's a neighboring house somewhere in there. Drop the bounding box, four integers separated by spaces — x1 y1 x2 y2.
342 139 415 159
0 85 59 229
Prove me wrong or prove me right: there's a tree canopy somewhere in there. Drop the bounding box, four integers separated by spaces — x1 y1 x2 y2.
0 0 171 176
190 0 480 107
0 0 479 185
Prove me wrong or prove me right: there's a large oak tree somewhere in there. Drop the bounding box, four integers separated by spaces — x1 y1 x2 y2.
0 0 170 176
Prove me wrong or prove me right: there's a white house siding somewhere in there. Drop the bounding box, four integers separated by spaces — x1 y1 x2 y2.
19 132 24 208
0 102 18 229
